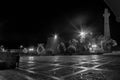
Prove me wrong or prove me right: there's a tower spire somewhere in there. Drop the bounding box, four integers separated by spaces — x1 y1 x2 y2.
103 8 111 39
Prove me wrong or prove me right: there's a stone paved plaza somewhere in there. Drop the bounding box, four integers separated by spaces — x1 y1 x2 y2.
0 55 120 80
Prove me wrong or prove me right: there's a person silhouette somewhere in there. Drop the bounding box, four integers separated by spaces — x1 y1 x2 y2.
16 53 20 68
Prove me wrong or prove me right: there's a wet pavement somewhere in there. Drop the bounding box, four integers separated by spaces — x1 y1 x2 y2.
0 55 120 80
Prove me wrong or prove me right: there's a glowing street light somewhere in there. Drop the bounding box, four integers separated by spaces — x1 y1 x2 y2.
89 43 98 53
80 32 86 37
78 31 87 39
91 44 97 48
54 34 58 40
20 45 23 48
28 47 35 52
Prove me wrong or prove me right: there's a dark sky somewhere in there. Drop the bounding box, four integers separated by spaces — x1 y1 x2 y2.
0 0 120 48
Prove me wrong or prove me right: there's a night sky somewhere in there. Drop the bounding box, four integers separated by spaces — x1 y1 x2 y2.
0 0 120 48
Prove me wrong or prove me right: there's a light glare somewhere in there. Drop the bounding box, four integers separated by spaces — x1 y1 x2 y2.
54 34 58 40
79 31 87 38
28 48 34 51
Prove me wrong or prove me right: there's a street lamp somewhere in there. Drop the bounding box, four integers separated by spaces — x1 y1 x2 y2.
20 45 23 49
78 31 88 40
54 34 58 40
28 47 35 52
79 31 86 38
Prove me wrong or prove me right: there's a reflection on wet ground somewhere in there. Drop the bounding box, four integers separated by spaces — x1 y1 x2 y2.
0 55 120 80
